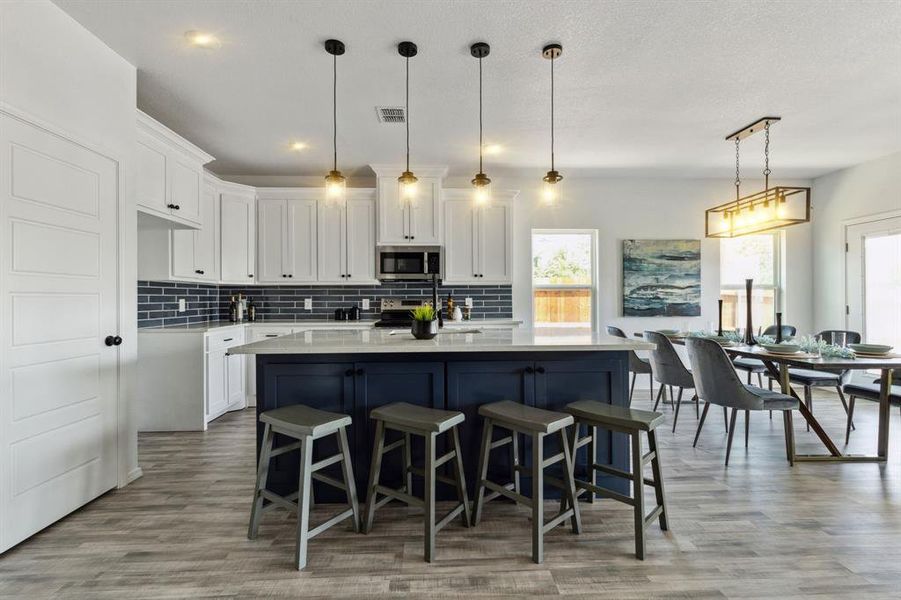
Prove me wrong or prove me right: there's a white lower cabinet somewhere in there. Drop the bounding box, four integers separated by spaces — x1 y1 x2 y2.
205 327 246 423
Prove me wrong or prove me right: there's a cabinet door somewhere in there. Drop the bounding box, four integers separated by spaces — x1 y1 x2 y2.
205 348 228 423
135 137 169 213
192 184 218 281
170 158 201 224
220 192 255 284
286 198 318 281
377 177 408 244
170 228 197 279
446 360 535 493
316 202 347 283
345 196 376 283
226 352 245 409
478 202 512 283
444 199 479 283
408 178 441 244
256 199 285 282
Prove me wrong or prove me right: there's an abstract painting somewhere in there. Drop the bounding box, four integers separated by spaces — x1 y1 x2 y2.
622 239 701 316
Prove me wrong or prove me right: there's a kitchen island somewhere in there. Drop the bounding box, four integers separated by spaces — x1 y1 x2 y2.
229 328 655 501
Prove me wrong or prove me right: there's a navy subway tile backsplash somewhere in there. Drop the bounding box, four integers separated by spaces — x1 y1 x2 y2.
138 281 512 328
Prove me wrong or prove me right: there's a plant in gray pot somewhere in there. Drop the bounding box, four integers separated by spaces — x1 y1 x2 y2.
410 305 439 340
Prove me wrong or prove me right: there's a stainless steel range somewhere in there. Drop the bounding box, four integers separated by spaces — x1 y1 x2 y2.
373 297 432 328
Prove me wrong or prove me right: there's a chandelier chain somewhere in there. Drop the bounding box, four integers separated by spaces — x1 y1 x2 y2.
734 138 741 200
763 121 771 188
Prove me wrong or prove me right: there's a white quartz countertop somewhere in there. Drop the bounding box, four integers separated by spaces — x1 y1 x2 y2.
138 319 523 334
227 327 654 355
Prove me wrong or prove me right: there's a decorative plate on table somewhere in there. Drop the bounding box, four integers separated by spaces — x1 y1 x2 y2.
848 343 893 357
657 329 679 335
759 343 801 355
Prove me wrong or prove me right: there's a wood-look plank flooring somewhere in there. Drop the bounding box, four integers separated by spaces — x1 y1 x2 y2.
2 389 899 599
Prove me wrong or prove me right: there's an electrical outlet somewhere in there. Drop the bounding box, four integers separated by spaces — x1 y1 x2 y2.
304 298 312 310
178 298 186 312
362 298 370 310
465 297 473 308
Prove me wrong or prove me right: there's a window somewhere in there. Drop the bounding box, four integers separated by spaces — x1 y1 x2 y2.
532 230 597 332
719 234 780 331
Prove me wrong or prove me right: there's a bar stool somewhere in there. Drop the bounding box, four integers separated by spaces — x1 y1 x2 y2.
362 402 471 562
248 404 360 570
472 400 581 564
563 400 669 560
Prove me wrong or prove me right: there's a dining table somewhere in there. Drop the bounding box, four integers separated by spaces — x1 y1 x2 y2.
635 332 899 463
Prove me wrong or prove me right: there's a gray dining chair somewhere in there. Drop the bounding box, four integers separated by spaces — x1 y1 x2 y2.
841 369 901 444
733 324 798 387
607 325 653 402
686 337 800 466
644 331 698 432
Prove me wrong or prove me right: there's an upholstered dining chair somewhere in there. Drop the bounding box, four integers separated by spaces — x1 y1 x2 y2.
644 331 698 432
733 324 798 386
686 337 800 466
841 369 901 444
607 325 653 402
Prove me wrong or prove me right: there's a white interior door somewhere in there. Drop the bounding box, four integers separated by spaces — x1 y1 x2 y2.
846 215 901 349
0 113 119 552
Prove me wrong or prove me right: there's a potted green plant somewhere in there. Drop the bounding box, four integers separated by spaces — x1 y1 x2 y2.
410 305 439 340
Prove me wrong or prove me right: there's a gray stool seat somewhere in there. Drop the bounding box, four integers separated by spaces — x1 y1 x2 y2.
249 405 360 570
566 400 664 431
562 400 669 560
370 402 464 433
363 402 471 563
473 400 581 564
261 404 352 437
478 400 574 433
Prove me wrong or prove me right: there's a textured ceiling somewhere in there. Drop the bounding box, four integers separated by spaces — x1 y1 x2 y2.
54 0 901 180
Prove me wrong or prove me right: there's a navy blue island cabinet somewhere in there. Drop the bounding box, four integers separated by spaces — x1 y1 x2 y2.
256 351 630 502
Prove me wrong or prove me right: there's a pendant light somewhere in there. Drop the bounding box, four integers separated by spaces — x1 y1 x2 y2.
541 43 563 206
397 41 418 205
470 42 491 206
705 117 811 238
324 39 346 205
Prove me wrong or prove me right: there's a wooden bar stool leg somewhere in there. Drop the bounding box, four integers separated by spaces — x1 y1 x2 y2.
647 430 668 531
587 425 598 504
472 419 493 526
559 428 582 534
450 426 472 527
337 426 360 532
631 432 645 560
511 430 521 495
403 432 413 495
248 422 274 539
531 431 545 564
295 436 314 570
363 419 386 534
424 432 437 562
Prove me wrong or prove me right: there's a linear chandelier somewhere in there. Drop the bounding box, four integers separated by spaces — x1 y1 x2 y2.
705 117 811 238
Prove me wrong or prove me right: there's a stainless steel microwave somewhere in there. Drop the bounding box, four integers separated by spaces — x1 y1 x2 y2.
376 246 443 281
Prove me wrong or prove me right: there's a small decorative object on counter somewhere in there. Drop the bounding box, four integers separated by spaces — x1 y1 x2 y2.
775 312 783 343
462 306 472 321
410 305 439 340
229 295 238 323
235 293 245 322
743 279 756 346
334 308 348 321
452 305 463 321
247 299 256 322
447 294 455 318
348 305 361 321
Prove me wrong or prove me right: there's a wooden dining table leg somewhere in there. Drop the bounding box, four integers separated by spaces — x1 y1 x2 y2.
877 369 893 460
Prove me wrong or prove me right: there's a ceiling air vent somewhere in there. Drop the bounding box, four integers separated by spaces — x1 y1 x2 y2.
375 106 405 124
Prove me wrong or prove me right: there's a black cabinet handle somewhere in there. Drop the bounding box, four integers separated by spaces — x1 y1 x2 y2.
265 334 279 338
410 236 415 240
166 204 181 210
355 368 364 376
340 274 345 278
535 366 546 374
248 274 253 278
404 235 409 239
195 269 204 275
105 335 123 347
288 274 293 278
347 274 351 278
281 274 286 278
345 368 354 377
524 366 535 374
223 338 233 342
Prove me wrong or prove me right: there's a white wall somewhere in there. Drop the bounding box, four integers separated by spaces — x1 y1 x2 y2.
0 0 139 485
811 151 901 330
446 175 815 335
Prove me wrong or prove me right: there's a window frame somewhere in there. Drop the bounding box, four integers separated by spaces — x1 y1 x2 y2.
719 232 782 327
530 228 599 332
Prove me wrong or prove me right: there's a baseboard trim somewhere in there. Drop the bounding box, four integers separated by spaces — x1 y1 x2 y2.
125 467 144 486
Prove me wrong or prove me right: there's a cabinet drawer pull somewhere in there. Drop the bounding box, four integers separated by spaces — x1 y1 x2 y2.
167 203 180 210
524 366 535 374
265 334 279 337
195 269 205 275
248 274 254 278
223 337 233 342
535 366 546 374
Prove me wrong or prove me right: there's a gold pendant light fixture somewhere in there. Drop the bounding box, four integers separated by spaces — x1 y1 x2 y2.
470 42 491 206
541 43 563 206
397 41 418 205
705 117 811 238
324 39 347 205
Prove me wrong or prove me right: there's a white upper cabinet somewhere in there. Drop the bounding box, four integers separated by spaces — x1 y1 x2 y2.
219 183 256 284
371 165 446 245
316 201 346 283
317 190 377 284
256 190 318 283
443 189 516 284
286 197 318 282
256 197 287 283
135 110 213 229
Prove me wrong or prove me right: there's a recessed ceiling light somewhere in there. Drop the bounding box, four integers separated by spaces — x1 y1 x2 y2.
185 30 221 49
484 144 503 155
289 141 307 151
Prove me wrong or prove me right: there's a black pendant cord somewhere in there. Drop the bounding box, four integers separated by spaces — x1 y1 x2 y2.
405 55 410 173
332 53 337 172
550 53 555 172
478 55 483 174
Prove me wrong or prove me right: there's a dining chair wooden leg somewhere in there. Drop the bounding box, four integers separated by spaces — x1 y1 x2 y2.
746 371 752 385
653 384 664 412
744 410 750 448
629 372 637 402
723 406 729 431
845 396 856 445
649 373 654 403
725 409 738 466
803 386 812 432
693 401 710 447
785 411 795 466
694 394 699 419
668 385 674 406
757 373 763 387
836 386 854 430
672 387 684 432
